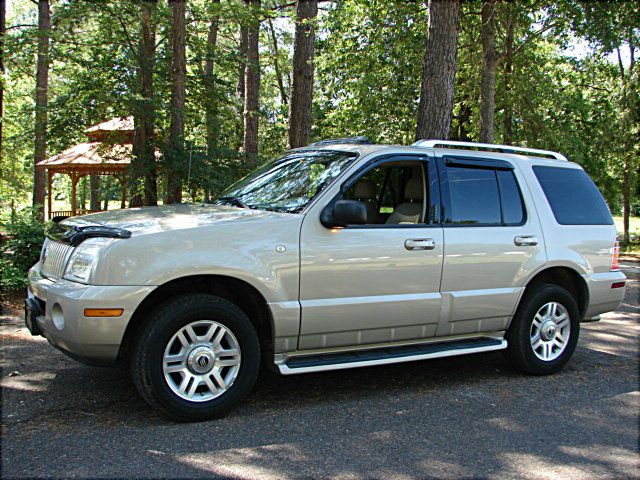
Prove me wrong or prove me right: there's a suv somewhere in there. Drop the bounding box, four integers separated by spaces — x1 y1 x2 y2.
25 139 626 421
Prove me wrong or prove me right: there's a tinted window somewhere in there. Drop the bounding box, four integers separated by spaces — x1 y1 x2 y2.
446 167 501 224
497 170 525 224
533 166 613 225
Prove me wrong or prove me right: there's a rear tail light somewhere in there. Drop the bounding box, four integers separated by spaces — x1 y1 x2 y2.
611 235 620 271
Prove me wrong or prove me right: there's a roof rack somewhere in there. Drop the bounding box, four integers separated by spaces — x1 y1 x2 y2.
308 136 373 147
412 140 568 161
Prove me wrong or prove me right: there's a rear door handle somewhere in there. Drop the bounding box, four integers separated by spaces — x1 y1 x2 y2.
405 238 435 250
514 235 538 246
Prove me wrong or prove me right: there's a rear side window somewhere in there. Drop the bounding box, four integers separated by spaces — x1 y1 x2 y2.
533 166 613 225
445 166 525 225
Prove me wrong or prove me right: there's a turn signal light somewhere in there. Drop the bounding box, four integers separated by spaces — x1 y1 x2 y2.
611 236 620 271
84 308 124 317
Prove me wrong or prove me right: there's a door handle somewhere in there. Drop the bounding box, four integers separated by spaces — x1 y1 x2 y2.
405 238 436 250
514 235 538 246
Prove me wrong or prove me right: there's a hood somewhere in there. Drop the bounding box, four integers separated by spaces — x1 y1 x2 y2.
62 204 289 236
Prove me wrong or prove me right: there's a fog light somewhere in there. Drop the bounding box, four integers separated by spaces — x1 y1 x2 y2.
52 304 64 331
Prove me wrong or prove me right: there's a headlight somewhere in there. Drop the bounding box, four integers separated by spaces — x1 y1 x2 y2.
64 237 112 283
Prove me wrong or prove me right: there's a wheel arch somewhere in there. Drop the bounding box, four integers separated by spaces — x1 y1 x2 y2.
519 266 589 318
118 275 274 362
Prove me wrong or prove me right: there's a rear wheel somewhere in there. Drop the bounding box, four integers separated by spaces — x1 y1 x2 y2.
131 294 260 421
505 284 580 375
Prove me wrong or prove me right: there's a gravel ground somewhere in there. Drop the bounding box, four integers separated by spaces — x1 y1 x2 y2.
1 261 638 480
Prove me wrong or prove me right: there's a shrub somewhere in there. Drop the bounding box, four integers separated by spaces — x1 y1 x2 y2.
0 208 46 292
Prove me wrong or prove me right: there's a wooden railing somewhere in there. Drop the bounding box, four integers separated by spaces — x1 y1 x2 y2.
50 209 103 220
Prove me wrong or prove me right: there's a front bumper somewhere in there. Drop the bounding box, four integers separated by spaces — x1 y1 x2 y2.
27 265 156 363
582 270 627 319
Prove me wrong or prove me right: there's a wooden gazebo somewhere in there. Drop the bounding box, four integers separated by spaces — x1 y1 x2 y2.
41 117 133 219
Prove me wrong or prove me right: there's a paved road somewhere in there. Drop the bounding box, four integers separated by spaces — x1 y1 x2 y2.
1 263 638 479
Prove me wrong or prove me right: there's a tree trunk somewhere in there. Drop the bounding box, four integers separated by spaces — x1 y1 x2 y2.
205 0 221 157
288 0 317 148
267 17 288 107
243 0 260 167
502 3 514 145
0 0 5 167
89 175 101 210
131 0 157 207
237 26 248 100
167 0 186 204
622 157 630 244
79 176 87 210
235 25 248 150
416 0 461 141
479 0 498 143
33 0 50 219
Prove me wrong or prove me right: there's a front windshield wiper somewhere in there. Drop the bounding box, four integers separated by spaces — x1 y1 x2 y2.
217 196 249 209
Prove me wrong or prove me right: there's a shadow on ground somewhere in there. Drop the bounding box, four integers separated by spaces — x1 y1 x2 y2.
1 267 638 479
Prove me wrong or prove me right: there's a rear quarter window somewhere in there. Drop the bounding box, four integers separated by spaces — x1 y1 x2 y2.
533 166 613 225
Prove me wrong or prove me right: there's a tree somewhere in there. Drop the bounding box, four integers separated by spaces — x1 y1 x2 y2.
288 0 317 148
89 175 100 210
33 0 50 218
416 0 461 141
266 16 288 107
564 0 639 243
479 0 497 143
501 1 514 145
166 0 187 204
0 0 5 166
204 0 221 157
131 0 158 207
243 0 260 167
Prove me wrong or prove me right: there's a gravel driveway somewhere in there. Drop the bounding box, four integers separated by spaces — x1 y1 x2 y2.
1 261 638 479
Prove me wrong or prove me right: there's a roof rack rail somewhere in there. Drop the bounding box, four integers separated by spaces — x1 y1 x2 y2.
308 136 373 147
412 139 568 161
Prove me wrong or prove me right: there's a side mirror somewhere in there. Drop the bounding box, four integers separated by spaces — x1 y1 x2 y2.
321 200 368 228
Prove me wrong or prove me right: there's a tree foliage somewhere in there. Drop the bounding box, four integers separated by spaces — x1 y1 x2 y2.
0 0 637 224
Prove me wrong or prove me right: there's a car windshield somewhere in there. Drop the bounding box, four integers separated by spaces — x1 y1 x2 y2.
215 150 357 213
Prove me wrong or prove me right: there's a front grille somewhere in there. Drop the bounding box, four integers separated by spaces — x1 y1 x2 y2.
40 238 74 280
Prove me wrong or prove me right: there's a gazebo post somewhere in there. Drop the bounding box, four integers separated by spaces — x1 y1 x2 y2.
47 170 53 220
71 173 79 216
120 176 127 209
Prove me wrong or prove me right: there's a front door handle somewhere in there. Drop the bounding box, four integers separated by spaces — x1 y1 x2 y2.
514 235 538 246
405 238 435 250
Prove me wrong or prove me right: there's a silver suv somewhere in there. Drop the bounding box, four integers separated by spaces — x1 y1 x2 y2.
25 139 627 420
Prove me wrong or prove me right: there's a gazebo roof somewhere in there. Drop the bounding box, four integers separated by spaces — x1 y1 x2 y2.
86 116 134 143
85 116 134 134
41 141 132 174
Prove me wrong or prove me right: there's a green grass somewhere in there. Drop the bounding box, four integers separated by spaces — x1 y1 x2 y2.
613 216 640 254
613 216 640 237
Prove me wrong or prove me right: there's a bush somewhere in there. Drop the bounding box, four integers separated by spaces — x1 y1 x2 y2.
0 208 46 292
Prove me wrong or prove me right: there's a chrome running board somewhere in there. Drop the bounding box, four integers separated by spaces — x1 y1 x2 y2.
276 337 507 375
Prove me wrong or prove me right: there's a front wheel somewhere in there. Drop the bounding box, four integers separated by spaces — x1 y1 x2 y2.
131 294 260 421
505 284 580 375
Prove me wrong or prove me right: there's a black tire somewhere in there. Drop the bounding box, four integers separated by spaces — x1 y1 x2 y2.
131 294 260 421
505 283 580 375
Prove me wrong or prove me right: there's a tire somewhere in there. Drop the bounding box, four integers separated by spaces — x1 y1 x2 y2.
505 283 580 375
131 294 260 421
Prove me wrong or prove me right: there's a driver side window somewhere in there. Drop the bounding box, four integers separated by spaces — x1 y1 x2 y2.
343 161 427 225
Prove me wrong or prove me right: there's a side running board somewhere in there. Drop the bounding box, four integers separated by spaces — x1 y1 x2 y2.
277 337 507 375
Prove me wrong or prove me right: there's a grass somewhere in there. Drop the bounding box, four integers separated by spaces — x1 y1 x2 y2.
613 216 640 254
613 216 640 237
